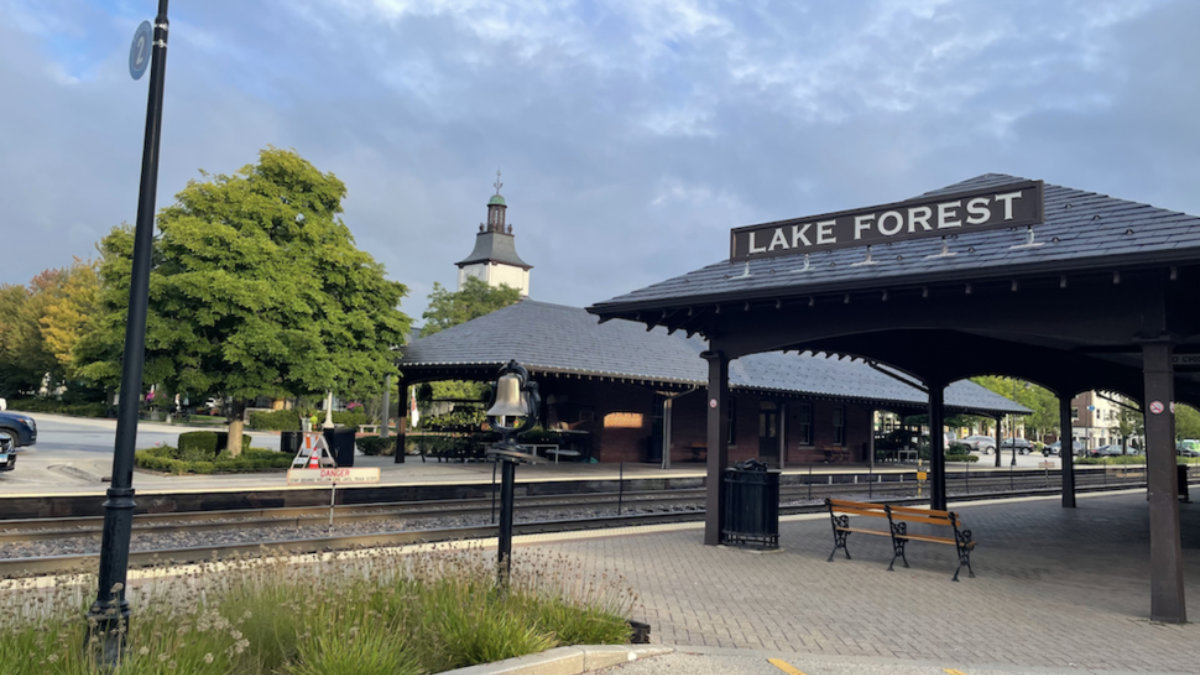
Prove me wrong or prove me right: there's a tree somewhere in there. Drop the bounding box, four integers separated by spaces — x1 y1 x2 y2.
970 376 1059 442
40 258 101 377
0 269 70 394
76 148 411 454
420 276 520 337
1114 403 1144 454
1177 404 1200 441
413 277 521 411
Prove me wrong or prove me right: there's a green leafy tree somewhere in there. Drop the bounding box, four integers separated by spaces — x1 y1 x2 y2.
416 276 521 413
970 376 1059 441
40 258 101 377
1114 403 1144 454
76 148 411 454
1177 404 1200 441
420 276 520 337
0 269 70 393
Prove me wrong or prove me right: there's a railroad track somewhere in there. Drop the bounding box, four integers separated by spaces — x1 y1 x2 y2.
0 472 1154 578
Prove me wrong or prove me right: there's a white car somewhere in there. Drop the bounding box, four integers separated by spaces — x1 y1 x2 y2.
961 434 996 454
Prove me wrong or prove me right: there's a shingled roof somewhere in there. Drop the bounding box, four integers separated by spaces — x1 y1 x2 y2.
589 173 1200 313
455 231 532 270
401 299 1027 415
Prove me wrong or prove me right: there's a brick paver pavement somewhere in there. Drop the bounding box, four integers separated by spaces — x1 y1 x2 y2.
519 491 1200 673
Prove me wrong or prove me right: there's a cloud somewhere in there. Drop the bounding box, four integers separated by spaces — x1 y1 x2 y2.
2 0 1198 324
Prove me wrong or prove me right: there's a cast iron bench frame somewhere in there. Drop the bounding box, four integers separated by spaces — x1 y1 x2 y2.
825 498 976 581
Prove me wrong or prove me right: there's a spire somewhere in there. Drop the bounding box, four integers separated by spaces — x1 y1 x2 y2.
486 168 507 233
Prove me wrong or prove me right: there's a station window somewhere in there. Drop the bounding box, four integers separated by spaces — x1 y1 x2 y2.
795 402 813 446
832 406 846 446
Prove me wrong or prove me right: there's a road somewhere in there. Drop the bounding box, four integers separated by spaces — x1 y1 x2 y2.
0 412 279 493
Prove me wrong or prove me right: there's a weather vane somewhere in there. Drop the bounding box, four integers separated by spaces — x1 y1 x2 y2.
494 169 503 195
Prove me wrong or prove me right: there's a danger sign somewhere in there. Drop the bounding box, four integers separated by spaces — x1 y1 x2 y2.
287 467 381 485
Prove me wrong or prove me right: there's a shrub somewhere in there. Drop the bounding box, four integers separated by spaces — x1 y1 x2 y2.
247 409 371 431
0 546 634 674
7 397 107 418
248 409 302 431
178 431 252 459
356 435 395 456
136 445 291 474
332 410 369 428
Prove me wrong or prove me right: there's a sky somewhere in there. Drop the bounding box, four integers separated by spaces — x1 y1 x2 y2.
3 0 1199 322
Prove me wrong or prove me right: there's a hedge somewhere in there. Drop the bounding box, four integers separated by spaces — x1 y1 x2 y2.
356 435 395 456
135 446 293 474
7 397 107 418
177 431 252 460
247 409 371 431
247 409 303 431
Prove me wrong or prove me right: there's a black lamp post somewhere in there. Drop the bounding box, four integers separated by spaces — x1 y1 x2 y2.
484 360 539 583
86 1 169 667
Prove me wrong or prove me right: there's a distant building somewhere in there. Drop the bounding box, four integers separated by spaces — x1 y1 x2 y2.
1071 391 1137 450
455 171 532 295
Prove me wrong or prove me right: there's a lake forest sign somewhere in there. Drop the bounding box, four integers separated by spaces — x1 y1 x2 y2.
729 180 1044 261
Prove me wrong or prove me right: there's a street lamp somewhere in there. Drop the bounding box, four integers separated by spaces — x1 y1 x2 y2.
485 360 539 583
87 0 170 666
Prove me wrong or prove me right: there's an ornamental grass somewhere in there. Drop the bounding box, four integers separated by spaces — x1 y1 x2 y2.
0 544 639 674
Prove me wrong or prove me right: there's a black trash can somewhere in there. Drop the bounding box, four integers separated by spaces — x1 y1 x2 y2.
1179 464 1191 503
280 430 304 457
323 427 356 467
722 459 780 549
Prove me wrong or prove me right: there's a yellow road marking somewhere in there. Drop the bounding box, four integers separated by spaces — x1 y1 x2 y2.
944 669 969 675
767 657 807 675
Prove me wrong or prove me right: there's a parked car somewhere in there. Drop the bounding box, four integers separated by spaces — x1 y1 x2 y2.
1091 444 1126 458
1044 441 1061 456
962 434 996 454
1177 440 1200 457
0 410 37 450
0 435 15 472
999 437 1034 455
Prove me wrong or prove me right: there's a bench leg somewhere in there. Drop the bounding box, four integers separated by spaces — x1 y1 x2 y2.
827 516 852 561
827 531 852 562
953 530 975 582
888 522 910 571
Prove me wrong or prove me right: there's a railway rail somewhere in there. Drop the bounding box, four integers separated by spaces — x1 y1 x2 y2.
0 466 1163 578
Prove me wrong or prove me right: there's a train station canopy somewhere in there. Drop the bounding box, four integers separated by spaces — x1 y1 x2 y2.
587 173 1200 623
400 299 1026 417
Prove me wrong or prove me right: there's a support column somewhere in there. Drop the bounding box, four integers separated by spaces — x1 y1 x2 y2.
661 396 673 470
393 379 407 463
702 350 730 546
993 416 1002 468
928 381 947 511
380 373 392 439
1142 338 1185 623
778 401 787 470
1058 393 1076 508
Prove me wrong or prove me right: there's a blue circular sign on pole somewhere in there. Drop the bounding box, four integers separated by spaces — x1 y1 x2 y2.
129 20 152 80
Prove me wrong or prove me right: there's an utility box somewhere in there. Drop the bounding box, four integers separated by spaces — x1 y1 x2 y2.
323 428 356 467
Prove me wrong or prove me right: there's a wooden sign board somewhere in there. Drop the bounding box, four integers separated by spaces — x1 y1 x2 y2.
730 180 1044 260
287 467 381 485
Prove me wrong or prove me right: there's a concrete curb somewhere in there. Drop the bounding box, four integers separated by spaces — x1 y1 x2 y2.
441 645 674 675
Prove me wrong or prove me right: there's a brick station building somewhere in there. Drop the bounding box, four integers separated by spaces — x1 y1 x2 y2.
398 298 1024 465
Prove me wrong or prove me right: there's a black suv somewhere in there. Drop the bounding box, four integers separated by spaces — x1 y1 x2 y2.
0 410 37 450
999 437 1034 455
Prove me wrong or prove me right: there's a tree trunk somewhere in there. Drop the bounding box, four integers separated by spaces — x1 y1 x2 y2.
227 400 246 457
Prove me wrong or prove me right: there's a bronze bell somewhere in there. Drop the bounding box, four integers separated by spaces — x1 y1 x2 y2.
487 373 528 418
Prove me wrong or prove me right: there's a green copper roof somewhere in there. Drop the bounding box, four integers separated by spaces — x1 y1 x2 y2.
489 194 506 206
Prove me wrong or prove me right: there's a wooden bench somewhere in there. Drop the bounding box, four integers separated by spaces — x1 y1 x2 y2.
825 498 976 581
